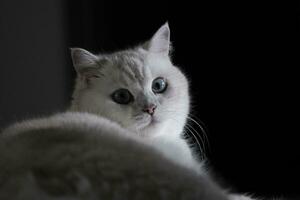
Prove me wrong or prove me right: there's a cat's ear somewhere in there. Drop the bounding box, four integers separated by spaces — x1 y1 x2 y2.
70 48 102 79
146 22 171 56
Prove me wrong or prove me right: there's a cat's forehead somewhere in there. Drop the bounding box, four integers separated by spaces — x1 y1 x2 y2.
107 49 151 86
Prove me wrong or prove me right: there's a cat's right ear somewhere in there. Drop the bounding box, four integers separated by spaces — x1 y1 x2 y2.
144 22 171 56
70 48 102 79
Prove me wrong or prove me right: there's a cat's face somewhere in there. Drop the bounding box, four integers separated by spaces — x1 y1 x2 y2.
71 23 189 137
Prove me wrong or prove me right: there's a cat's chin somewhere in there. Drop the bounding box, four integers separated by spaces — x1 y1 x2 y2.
142 117 157 129
129 116 161 137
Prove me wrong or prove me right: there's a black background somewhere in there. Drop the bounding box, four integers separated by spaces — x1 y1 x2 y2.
0 0 298 199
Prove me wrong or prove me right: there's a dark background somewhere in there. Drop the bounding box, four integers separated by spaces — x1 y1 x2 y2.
0 0 298 199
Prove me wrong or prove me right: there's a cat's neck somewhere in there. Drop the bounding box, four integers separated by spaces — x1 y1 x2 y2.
148 118 200 172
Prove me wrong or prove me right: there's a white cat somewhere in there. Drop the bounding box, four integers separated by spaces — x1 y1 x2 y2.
69 23 199 172
0 23 256 200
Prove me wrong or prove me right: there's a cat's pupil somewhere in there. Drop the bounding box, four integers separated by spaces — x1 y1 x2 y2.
152 77 167 93
154 83 161 90
111 89 133 105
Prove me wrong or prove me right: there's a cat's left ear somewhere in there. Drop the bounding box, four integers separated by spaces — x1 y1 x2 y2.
70 48 98 71
70 48 103 79
146 22 171 56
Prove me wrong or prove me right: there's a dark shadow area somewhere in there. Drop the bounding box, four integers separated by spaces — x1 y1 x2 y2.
0 0 298 199
0 0 73 129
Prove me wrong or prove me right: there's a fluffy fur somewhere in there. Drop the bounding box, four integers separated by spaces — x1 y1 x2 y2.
0 112 228 200
69 23 197 172
0 23 258 199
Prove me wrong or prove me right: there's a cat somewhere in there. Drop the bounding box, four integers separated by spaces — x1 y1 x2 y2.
69 23 199 172
0 23 255 200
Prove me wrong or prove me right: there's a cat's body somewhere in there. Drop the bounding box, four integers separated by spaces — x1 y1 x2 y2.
0 23 255 200
0 112 228 200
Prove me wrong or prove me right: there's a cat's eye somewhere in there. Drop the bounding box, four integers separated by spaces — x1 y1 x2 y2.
152 77 168 94
111 89 134 105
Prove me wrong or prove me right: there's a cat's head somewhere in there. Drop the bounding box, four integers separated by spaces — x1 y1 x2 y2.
70 23 189 137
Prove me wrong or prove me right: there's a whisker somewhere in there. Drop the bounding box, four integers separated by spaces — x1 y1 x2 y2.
158 112 206 160
166 115 204 157
187 115 210 151
185 122 207 156
158 107 210 157
154 106 210 160
184 122 206 160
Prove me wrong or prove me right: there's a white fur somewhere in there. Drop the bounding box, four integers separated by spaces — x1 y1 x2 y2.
0 24 259 200
0 112 228 200
69 26 196 172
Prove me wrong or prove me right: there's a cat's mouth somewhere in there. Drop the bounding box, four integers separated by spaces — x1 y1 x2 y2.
133 114 158 130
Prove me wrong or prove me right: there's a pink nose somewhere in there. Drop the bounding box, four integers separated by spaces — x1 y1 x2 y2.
142 104 157 115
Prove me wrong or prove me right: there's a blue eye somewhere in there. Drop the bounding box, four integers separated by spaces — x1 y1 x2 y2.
111 89 133 104
152 77 168 93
